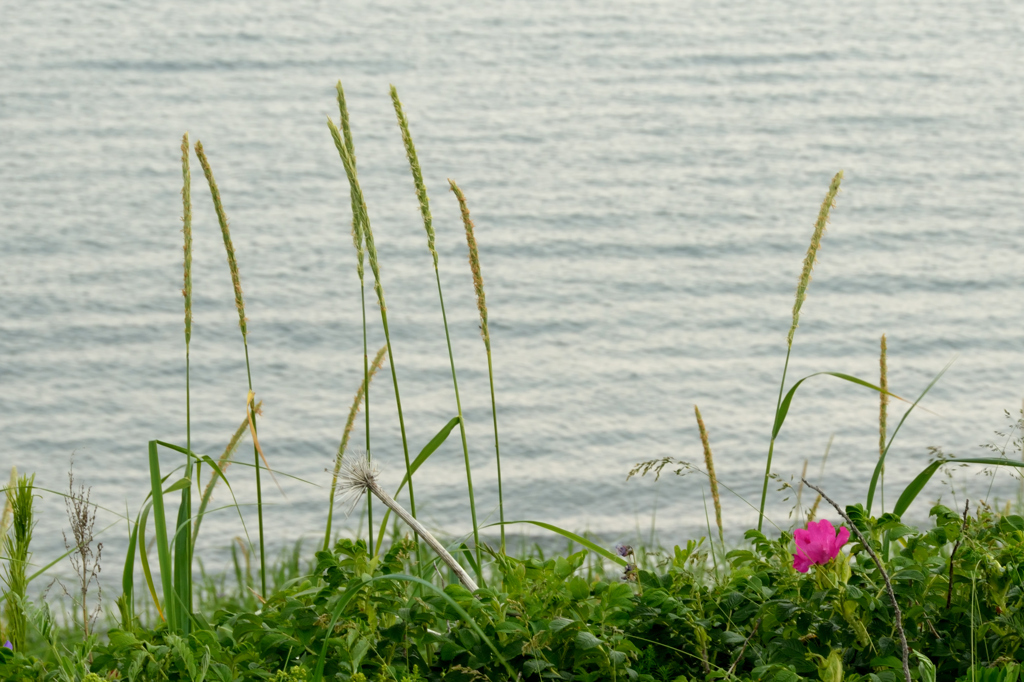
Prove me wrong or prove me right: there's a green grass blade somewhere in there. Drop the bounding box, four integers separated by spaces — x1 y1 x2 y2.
374 416 460 552
147 440 175 630
137 501 163 622
489 520 628 566
892 456 1023 518
121 510 140 603
866 358 954 514
773 372 902 440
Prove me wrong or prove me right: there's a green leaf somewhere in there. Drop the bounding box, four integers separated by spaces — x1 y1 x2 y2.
773 372 896 440
549 617 573 632
148 440 175 630
575 631 601 650
488 520 627 566
866 358 953 514
374 416 460 551
893 457 1024 517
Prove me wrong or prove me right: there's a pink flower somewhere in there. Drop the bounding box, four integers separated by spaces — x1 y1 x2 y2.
792 519 850 573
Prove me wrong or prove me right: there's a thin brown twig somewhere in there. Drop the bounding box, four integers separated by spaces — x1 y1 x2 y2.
726 618 760 678
946 499 970 609
801 479 911 682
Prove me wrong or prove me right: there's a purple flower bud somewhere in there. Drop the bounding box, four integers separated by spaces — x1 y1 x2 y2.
2 640 11 650
615 544 633 557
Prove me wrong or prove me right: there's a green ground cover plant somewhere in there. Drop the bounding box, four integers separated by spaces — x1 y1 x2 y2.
3 82 1024 682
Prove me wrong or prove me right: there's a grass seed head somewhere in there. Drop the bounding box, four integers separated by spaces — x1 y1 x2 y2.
787 170 843 348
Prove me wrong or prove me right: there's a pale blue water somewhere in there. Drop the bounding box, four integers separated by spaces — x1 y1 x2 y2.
2 0 1024 581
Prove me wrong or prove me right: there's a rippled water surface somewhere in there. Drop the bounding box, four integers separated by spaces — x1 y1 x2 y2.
2 1 1023 575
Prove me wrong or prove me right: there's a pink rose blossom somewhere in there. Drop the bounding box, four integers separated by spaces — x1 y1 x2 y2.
792 519 850 573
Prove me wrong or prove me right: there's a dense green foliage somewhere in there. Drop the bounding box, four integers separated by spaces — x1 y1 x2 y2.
6 503 1024 680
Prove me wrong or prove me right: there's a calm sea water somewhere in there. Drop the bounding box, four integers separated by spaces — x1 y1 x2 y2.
2 1 1023 579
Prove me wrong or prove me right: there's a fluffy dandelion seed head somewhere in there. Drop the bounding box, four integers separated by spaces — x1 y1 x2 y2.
335 454 379 515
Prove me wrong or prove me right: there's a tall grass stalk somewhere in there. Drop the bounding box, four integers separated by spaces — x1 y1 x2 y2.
325 344 387 552
757 171 843 532
326 116 419 531
176 132 194 629
392 86 481 579
1 474 34 650
449 180 505 553
334 82 377 555
194 140 267 597
879 334 889 513
694 405 723 544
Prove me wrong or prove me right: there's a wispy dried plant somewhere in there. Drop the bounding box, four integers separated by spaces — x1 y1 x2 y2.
62 458 102 637
337 455 478 592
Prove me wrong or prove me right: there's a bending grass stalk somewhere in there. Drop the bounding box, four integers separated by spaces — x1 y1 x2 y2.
694 405 722 544
449 179 505 553
879 334 889 513
338 455 478 592
177 132 194 629
324 344 387 552
392 86 481 580
335 81 376 557
802 479 911 682
757 170 843 532
193 140 267 598
192 401 262 552
326 117 419 528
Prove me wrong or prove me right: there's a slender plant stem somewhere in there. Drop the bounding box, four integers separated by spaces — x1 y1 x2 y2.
879 334 889 514
802 479 911 682
758 346 792 532
484 347 504 551
361 285 374 555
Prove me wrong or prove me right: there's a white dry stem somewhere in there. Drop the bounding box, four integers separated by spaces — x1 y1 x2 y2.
338 456 479 592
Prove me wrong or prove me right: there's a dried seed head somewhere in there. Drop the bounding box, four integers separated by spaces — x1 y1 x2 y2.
391 85 436 267
335 453 378 515
449 180 490 349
